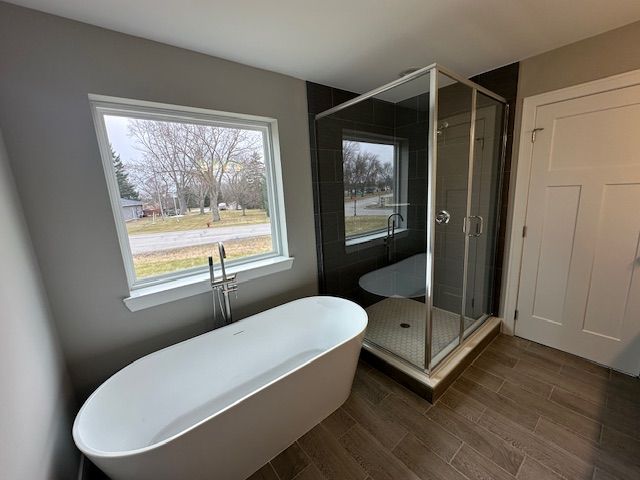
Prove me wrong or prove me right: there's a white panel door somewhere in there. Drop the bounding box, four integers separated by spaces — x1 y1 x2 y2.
516 83 640 375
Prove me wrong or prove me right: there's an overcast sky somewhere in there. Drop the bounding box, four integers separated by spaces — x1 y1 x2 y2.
105 115 394 172
104 115 140 165
351 141 394 165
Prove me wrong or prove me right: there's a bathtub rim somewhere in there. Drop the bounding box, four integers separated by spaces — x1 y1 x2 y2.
72 295 367 459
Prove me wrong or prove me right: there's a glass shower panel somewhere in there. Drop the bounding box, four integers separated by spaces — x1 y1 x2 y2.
315 71 431 370
464 92 506 334
430 72 474 367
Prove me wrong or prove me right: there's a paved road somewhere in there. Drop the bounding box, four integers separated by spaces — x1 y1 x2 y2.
129 223 271 254
344 196 394 217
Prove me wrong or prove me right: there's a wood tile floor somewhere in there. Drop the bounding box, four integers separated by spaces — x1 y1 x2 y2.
249 334 640 480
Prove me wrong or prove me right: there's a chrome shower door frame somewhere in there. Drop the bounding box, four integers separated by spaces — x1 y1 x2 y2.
315 64 508 377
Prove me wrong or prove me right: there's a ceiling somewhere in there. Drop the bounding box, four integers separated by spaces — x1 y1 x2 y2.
7 0 640 93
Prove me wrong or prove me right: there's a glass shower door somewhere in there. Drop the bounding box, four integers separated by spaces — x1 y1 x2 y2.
428 72 474 367
463 93 506 334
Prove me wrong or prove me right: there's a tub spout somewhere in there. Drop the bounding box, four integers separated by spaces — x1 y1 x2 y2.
385 213 404 263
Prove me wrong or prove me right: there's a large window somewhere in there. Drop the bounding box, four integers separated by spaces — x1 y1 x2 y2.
91 96 286 288
342 132 407 243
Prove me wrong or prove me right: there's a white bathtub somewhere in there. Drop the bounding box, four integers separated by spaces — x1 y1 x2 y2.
359 253 426 298
73 296 367 480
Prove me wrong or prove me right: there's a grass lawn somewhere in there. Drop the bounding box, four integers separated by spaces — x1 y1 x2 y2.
344 215 387 237
133 235 273 278
126 209 269 235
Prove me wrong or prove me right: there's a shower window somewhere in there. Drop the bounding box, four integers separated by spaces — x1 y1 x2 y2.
342 131 408 244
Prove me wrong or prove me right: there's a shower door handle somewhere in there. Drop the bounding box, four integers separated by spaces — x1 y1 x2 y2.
465 216 484 237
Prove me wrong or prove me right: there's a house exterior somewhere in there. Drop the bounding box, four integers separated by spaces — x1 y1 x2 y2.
120 197 144 221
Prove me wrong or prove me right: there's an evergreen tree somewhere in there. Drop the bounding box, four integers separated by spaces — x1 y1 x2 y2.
111 146 139 200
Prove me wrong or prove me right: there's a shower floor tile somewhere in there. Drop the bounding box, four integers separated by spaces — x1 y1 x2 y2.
364 297 476 368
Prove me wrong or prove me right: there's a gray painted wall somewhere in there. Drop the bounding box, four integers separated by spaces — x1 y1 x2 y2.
0 130 78 479
0 2 317 398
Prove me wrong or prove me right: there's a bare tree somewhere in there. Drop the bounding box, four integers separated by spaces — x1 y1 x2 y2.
128 120 195 215
223 151 265 215
183 125 261 221
342 140 384 198
123 118 262 222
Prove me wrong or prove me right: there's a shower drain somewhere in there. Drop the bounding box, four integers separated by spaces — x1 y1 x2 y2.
400 323 411 328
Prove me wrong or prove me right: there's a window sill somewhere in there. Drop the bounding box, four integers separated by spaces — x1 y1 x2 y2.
123 256 294 312
345 228 408 248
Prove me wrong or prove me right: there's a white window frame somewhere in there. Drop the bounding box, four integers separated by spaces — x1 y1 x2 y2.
89 94 291 309
342 130 408 246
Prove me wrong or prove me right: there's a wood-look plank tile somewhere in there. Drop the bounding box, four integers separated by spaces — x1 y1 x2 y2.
535 417 640 480
292 464 326 480
478 348 519 368
298 424 367 480
339 424 419 480
515 359 606 404
461 365 504 392
609 370 640 393
605 393 640 417
473 353 554 398
517 349 564 373
477 409 594 480
525 342 608 379
437 386 486 423
516 456 563 480
550 387 640 440
352 370 390 406
427 404 524 475
343 391 407 449
600 426 640 466
392 434 467 480
271 442 310 480
247 463 279 480
495 334 531 350
452 377 539 431
364 366 433 413
451 444 515 480
377 394 462 462
498 381 601 442
321 407 356 438
592 468 621 480
560 365 610 390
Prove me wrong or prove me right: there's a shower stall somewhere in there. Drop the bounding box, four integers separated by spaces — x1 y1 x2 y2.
313 64 507 391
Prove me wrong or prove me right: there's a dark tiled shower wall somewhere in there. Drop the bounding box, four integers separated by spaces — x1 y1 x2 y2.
307 62 518 311
307 83 428 303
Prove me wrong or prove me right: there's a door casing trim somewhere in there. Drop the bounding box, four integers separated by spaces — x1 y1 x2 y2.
501 67 640 335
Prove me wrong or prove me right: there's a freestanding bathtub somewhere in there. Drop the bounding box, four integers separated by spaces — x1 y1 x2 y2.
73 296 367 480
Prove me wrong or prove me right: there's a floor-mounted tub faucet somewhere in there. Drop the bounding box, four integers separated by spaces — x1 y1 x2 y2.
385 213 404 263
208 242 238 326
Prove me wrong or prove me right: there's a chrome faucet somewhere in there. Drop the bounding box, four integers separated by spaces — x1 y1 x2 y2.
385 213 404 263
208 242 238 326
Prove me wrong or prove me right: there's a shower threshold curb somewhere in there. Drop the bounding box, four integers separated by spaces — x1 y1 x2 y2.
360 316 501 402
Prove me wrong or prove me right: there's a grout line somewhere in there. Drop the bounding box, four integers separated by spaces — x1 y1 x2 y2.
533 415 542 433
514 454 528 479
336 421 358 441
290 465 312 480
498 378 507 392
547 385 555 400
476 405 488 424
268 462 283 480
390 431 409 452
449 441 465 465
